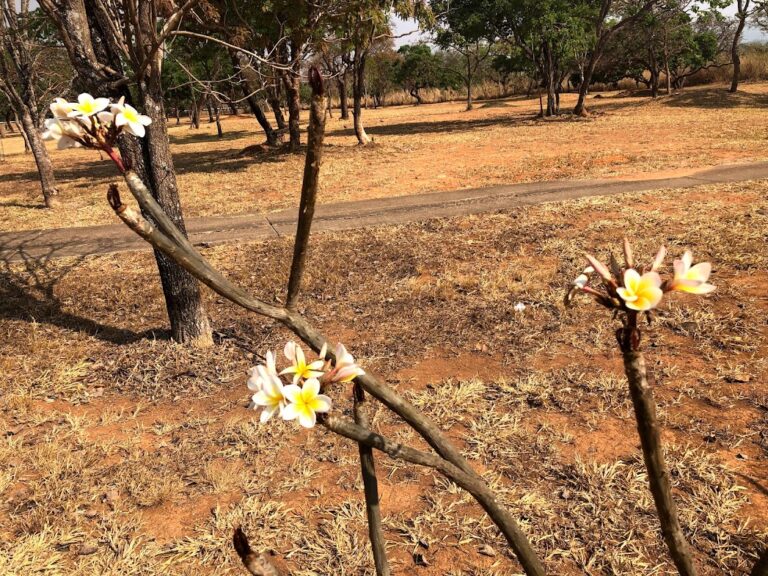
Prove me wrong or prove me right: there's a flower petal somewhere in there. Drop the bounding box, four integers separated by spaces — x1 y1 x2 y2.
297 409 317 428
302 378 321 399
281 403 299 421
687 262 711 283
260 403 279 423
311 394 332 413
282 384 302 404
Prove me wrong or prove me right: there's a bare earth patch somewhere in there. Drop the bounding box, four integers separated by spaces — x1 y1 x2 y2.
0 179 765 574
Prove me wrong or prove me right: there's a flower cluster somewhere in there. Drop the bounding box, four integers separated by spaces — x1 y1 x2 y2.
43 93 151 151
247 342 365 429
567 239 715 313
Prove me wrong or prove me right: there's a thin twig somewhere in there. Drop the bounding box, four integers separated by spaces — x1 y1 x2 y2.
286 66 325 310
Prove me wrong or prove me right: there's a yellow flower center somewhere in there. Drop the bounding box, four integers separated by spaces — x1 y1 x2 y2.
123 108 139 123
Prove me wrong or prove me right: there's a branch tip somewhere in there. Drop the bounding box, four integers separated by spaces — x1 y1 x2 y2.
107 184 125 213
309 66 324 97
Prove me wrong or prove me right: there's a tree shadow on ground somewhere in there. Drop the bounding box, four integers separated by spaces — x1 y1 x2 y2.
169 129 252 146
0 242 165 345
589 86 768 110
326 112 537 138
0 141 292 188
662 87 768 109
0 200 47 210
0 157 118 186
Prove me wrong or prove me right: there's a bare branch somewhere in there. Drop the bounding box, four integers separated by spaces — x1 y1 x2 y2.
169 30 292 70
136 0 201 79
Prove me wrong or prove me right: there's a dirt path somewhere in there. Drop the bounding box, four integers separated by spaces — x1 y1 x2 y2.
2 160 767 262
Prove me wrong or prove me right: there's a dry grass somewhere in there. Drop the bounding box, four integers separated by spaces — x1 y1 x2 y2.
0 176 766 574
2 82 768 232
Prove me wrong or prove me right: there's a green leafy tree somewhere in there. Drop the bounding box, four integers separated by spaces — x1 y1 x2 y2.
430 0 497 110
394 44 443 104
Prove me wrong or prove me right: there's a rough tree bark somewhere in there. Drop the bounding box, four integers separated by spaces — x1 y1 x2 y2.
465 52 473 111
286 68 325 309
280 41 302 151
18 108 60 208
268 82 287 130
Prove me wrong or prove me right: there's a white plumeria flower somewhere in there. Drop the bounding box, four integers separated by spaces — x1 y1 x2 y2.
617 269 663 311
50 97 72 119
68 93 111 117
280 342 325 385
250 372 286 423
113 102 152 137
670 251 716 295
42 118 81 149
282 378 332 428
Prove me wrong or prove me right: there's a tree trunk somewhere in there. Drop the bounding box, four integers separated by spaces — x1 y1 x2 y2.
39 0 212 345
337 74 350 119
352 48 371 145
134 78 212 346
542 42 559 116
206 97 214 123
247 96 278 146
731 1 749 93
465 54 473 111
663 48 672 95
649 47 660 98
19 107 59 208
190 97 201 129
281 69 301 151
574 39 604 116
622 348 698 576
231 53 278 145
410 87 422 105
268 83 286 130
213 100 223 138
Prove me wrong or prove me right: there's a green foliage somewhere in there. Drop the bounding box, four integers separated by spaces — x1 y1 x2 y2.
394 44 443 92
